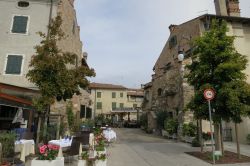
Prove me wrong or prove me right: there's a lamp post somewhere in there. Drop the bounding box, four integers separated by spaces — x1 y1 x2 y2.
177 51 185 141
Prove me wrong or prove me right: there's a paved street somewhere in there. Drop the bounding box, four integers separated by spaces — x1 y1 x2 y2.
107 128 250 166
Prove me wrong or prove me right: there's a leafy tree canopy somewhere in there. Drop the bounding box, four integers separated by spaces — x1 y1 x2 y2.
186 19 250 123
27 15 95 111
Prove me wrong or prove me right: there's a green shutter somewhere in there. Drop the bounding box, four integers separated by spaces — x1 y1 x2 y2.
112 92 116 98
97 102 102 109
97 92 101 98
6 55 23 74
120 103 124 108
12 16 28 33
112 102 116 109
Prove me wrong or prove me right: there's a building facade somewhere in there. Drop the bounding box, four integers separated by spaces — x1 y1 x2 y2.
0 0 91 127
89 83 143 122
143 0 250 143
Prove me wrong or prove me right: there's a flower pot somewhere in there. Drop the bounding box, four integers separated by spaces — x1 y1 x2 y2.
77 160 87 166
31 157 64 166
94 159 107 166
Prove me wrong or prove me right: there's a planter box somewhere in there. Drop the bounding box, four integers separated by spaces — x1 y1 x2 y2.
77 160 87 166
94 159 107 166
31 157 64 166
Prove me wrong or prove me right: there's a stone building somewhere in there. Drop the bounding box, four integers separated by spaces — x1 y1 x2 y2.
143 0 250 143
0 0 91 130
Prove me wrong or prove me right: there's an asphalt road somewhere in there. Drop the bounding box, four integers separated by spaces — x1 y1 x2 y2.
107 128 249 166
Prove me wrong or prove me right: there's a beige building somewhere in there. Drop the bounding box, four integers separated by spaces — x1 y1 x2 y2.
0 0 91 128
143 0 250 143
89 83 144 122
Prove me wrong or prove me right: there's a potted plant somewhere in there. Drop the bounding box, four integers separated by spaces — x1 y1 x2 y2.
77 151 88 166
0 132 15 166
94 152 107 166
31 144 64 166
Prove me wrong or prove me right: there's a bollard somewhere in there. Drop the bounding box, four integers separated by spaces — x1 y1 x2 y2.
0 143 2 164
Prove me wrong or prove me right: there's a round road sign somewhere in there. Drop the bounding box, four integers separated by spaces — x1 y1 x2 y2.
204 89 215 100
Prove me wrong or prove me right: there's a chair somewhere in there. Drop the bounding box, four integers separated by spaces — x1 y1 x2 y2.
64 137 80 163
76 132 90 151
21 132 34 140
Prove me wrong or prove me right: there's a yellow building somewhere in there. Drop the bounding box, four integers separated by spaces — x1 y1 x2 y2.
89 83 144 123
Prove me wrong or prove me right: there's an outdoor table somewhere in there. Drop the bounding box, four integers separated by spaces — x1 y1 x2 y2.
15 139 35 162
48 138 72 148
103 129 116 142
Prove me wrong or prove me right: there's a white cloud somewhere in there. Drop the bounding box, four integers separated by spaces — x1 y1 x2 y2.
75 0 250 88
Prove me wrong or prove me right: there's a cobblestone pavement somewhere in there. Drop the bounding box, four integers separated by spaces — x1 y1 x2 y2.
107 128 250 166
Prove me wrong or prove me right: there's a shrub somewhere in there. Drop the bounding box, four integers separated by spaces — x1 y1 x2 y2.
191 137 200 147
182 123 197 137
164 118 178 135
156 110 168 129
0 132 15 158
140 113 148 129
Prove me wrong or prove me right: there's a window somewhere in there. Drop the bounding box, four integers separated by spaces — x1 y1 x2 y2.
112 92 116 98
5 55 23 74
18 1 29 7
120 92 123 98
133 104 137 108
97 92 101 98
112 102 116 109
11 16 29 34
80 105 92 119
120 103 124 108
96 102 102 109
169 35 177 48
158 88 162 96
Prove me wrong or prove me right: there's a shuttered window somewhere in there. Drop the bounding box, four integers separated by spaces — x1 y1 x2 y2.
12 16 28 34
112 102 116 109
5 55 23 74
97 102 102 109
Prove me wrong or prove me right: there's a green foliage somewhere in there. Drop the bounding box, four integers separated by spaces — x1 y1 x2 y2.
26 15 95 111
191 137 201 147
164 118 178 135
66 101 74 130
182 122 197 137
82 119 95 128
81 151 89 160
185 19 250 123
0 132 15 158
156 110 168 129
140 113 148 129
96 152 107 161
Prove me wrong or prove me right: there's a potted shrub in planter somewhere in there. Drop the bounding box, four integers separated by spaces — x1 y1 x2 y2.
182 123 196 143
94 152 107 166
77 151 88 166
0 132 15 166
31 144 64 166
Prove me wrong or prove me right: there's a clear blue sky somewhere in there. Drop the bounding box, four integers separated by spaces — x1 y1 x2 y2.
75 0 250 88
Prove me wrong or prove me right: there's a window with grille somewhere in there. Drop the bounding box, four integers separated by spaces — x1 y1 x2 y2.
5 55 23 74
11 16 28 34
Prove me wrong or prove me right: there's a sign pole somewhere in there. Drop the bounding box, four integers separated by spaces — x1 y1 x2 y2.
208 100 215 165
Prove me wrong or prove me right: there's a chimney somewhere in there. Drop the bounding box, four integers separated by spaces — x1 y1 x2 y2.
168 24 177 33
226 0 240 17
214 0 228 16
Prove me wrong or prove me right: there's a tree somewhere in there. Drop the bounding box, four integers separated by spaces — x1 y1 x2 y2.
186 19 250 158
26 15 95 141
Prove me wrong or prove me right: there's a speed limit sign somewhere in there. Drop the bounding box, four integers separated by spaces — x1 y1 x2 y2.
204 89 215 100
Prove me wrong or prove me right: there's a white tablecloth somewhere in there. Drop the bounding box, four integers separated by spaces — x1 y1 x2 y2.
48 139 72 148
103 129 116 142
15 139 35 162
